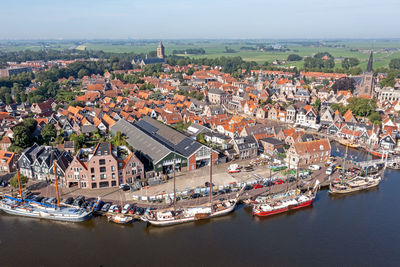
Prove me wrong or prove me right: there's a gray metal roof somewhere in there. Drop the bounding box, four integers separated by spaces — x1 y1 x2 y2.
110 119 171 164
134 117 203 158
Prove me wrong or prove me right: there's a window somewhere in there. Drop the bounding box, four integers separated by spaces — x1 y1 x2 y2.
91 168 94 173
111 166 115 171
92 182 97 189
80 182 87 188
100 167 106 172
100 174 107 179
99 181 109 188
99 159 106 165
112 173 116 179
91 175 95 181
111 181 116 187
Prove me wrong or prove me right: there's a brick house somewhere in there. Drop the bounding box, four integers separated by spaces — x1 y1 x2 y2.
259 137 284 156
208 88 228 105
286 139 331 168
64 142 144 189
0 150 17 173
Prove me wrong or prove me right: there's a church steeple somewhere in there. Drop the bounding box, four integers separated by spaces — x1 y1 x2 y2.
157 41 165 59
366 51 373 73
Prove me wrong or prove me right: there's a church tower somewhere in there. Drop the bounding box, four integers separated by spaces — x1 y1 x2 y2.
157 41 165 59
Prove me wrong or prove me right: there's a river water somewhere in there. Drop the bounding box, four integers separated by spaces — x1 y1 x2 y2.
1 145 399 267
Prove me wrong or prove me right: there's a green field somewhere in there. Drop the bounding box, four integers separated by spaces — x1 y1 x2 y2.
1 39 400 69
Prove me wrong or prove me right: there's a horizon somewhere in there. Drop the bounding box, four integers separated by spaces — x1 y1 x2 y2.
1 0 399 39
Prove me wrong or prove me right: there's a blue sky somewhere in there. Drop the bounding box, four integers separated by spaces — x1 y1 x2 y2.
1 0 399 39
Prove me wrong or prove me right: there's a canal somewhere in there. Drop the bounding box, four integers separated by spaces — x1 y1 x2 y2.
0 146 399 266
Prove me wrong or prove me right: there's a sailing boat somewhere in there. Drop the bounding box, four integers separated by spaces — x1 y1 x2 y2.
252 163 319 217
0 163 93 222
141 149 242 226
252 180 319 217
329 143 382 194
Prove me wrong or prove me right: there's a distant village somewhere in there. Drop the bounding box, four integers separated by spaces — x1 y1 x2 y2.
0 42 399 191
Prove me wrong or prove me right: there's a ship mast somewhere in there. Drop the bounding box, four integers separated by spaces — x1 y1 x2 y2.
342 144 348 184
53 161 60 207
209 149 213 208
173 149 176 211
16 169 23 201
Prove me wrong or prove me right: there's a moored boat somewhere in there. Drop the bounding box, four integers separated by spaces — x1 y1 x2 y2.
252 180 319 217
328 175 381 194
0 196 92 222
107 214 132 224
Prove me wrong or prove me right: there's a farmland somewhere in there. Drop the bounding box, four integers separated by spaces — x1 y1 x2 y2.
1 39 400 69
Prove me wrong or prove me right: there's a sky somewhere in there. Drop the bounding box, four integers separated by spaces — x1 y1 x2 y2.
1 0 400 39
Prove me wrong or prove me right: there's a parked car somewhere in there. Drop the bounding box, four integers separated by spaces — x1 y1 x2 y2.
253 184 263 189
41 197 49 203
326 167 333 175
119 184 130 191
128 205 136 214
0 180 8 187
204 182 215 187
309 165 321 170
93 200 105 212
274 179 284 185
101 203 111 212
191 193 202 199
64 197 74 205
73 196 85 207
109 204 118 212
81 201 88 209
135 207 145 215
264 180 273 187
33 196 43 202
122 204 130 214
46 197 56 204
244 185 253 191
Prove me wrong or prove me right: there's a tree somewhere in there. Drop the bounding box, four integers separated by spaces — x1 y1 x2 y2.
312 98 321 111
41 124 57 144
9 173 29 189
331 77 355 92
342 58 360 70
23 118 38 133
13 126 34 149
70 133 86 152
389 58 400 70
111 131 126 147
330 103 347 115
347 97 377 117
78 68 89 79
368 112 381 125
287 54 302 61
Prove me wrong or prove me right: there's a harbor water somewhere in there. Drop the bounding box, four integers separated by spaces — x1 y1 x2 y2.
0 146 399 266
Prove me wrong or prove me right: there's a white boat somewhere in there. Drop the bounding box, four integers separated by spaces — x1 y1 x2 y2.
328 175 381 194
0 196 92 222
0 166 93 222
141 198 238 226
107 214 132 224
142 152 244 227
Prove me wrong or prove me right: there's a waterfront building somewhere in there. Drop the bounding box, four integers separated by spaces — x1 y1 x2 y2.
64 142 144 189
286 139 331 167
111 117 216 174
18 144 72 181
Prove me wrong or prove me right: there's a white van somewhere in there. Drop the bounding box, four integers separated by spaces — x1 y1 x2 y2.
326 167 333 175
